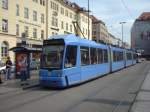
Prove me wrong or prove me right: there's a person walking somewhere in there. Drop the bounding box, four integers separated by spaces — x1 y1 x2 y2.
0 74 2 84
5 56 12 80
18 55 28 86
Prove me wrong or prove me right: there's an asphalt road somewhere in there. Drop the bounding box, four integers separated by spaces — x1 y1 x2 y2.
0 62 149 112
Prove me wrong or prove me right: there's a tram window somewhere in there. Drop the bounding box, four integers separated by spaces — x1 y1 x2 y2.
126 53 132 60
103 49 108 63
42 45 64 69
133 53 137 59
90 48 97 64
98 49 103 63
80 46 90 66
120 52 123 61
113 51 123 61
113 51 116 61
65 45 77 68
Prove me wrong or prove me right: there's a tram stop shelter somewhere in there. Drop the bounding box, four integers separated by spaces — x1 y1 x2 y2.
10 46 42 79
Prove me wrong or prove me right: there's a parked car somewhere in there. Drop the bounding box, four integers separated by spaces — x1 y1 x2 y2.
0 66 6 74
0 64 15 74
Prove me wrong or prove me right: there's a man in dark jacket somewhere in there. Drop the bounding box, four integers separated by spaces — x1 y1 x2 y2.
5 56 12 80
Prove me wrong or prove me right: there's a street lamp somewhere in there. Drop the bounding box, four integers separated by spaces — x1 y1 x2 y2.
120 22 126 47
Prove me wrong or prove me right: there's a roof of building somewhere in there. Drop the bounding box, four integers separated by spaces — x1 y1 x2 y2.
91 15 105 25
137 12 150 21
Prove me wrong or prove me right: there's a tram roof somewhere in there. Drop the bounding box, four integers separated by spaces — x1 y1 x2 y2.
47 34 108 48
111 46 125 51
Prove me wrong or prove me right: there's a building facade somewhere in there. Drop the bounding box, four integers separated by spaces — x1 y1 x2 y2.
0 0 46 62
108 33 119 46
47 0 92 40
91 15 109 43
0 0 92 62
131 12 150 57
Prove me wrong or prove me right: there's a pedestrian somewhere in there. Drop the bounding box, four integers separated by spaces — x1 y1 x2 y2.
18 55 28 86
0 74 2 84
5 56 12 80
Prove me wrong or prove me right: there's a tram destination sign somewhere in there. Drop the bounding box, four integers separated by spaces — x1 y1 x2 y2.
43 39 64 45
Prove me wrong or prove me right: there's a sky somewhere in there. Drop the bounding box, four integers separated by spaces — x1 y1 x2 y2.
70 0 150 45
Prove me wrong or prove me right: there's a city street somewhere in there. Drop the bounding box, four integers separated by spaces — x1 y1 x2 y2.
0 61 149 112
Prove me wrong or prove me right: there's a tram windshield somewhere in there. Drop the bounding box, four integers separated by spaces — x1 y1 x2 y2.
41 45 64 70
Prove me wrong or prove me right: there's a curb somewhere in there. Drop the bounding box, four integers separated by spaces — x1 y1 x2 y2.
22 83 40 90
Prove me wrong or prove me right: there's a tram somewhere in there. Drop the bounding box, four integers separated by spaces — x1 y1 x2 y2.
39 34 136 88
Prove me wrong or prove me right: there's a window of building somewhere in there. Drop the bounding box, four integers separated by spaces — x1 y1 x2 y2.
16 24 19 36
70 24 72 32
33 0 38 3
70 12 72 18
83 28 85 34
41 30 44 39
65 10 68 17
33 10 37 21
93 31 96 35
43 0 45 6
2 0 8 9
80 46 90 66
39 0 45 6
66 23 68 31
65 45 77 68
24 7 29 19
50 1 53 9
40 0 42 5
52 17 58 27
98 48 103 63
33 28 37 38
24 26 29 37
41 13 44 23
1 41 9 57
2 19 8 32
56 4 59 11
90 48 97 64
74 14 77 20
16 4 19 16
61 21 64 29
61 7 64 15
50 1 58 11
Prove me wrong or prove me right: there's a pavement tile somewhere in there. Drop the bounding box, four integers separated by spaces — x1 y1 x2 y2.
130 70 150 112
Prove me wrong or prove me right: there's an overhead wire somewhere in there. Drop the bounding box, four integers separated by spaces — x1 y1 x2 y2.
120 0 133 19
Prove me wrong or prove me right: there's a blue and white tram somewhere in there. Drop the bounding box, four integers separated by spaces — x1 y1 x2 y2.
125 49 133 67
111 47 125 71
39 34 136 88
132 52 137 65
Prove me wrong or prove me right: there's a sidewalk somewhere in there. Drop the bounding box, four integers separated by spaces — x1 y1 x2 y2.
0 70 39 94
130 70 150 112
